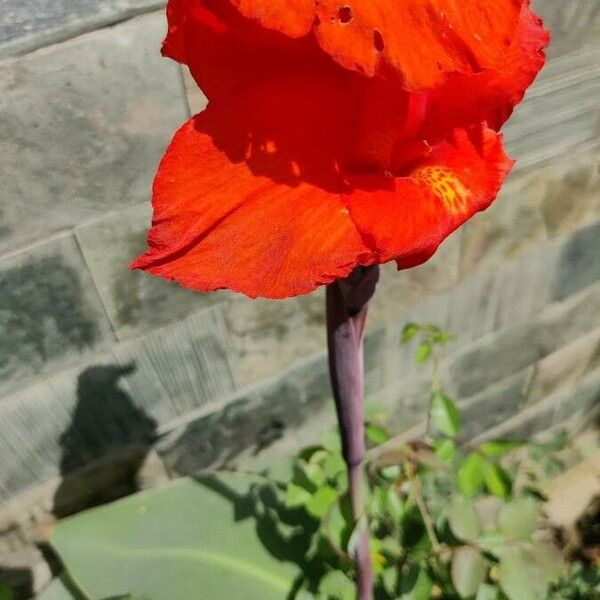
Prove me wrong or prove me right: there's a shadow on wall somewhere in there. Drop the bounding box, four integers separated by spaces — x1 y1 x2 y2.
53 363 157 518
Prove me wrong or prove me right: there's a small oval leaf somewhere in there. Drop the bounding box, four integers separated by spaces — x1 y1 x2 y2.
448 498 481 542
451 547 487 598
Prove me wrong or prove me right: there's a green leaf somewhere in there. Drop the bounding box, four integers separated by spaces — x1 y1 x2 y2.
448 497 481 542
415 343 432 364
399 565 433 600
499 548 538 600
0 585 13 600
306 486 338 519
401 323 421 344
497 497 538 541
302 462 327 488
531 543 563 584
323 453 346 481
476 583 499 600
318 570 355 600
484 463 512 500
382 566 398 595
435 439 458 462
451 547 487 598
430 392 461 437
365 423 391 445
321 430 342 452
457 453 486 498
479 441 524 457
285 483 312 508
47 475 300 600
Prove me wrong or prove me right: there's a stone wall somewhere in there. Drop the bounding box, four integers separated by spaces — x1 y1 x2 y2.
1 1 599 594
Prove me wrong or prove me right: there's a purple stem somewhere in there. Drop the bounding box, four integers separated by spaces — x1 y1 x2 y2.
326 265 380 600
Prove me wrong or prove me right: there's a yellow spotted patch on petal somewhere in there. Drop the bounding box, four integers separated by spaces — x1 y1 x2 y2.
412 166 470 215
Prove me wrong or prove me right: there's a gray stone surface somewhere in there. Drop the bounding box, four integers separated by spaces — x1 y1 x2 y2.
551 220 600 301
0 0 165 57
157 353 332 476
527 328 600 406
76 203 221 340
0 304 236 502
532 0 600 57
505 44 600 172
0 12 187 255
0 234 114 397
458 369 534 440
445 282 600 398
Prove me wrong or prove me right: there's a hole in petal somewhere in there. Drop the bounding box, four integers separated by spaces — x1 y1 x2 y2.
337 6 353 24
373 30 384 52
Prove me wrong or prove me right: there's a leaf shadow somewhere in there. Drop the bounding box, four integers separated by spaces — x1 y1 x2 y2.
193 475 326 599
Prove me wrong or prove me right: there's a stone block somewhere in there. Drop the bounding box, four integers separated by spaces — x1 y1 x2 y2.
457 369 534 440
0 234 113 397
157 353 331 476
471 368 600 443
505 45 600 172
0 0 165 57
0 12 187 255
532 0 600 57
527 328 600 406
222 290 327 386
113 305 238 424
445 282 600 398
76 203 222 340
0 304 235 502
551 220 600 302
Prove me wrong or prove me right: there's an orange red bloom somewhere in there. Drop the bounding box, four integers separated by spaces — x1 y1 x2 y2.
132 0 549 298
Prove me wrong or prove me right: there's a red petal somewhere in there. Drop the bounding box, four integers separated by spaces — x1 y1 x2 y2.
424 4 549 136
131 75 373 299
232 0 525 89
342 127 514 267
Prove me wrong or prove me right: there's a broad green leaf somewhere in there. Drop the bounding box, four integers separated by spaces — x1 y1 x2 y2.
285 483 312 508
484 463 512 500
318 570 355 600
399 565 433 600
415 343 432 364
306 486 338 519
458 453 486 498
476 583 499 600
430 392 461 437
479 441 524 457
365 423 391 446
47 476 300 600
499 548 537 600
451 547 487 598
401 323 421 344
497 497 538 540
448 498 481 542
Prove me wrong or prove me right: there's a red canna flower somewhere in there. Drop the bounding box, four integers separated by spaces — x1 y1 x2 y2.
131 0 549 299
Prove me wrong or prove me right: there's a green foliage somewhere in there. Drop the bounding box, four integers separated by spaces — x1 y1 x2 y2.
0 584 13 600
47 322 593 600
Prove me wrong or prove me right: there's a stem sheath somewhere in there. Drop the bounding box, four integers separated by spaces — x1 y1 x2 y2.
326 266 380 600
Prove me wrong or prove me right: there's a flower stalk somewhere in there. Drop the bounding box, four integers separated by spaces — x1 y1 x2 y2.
326 265 380 600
